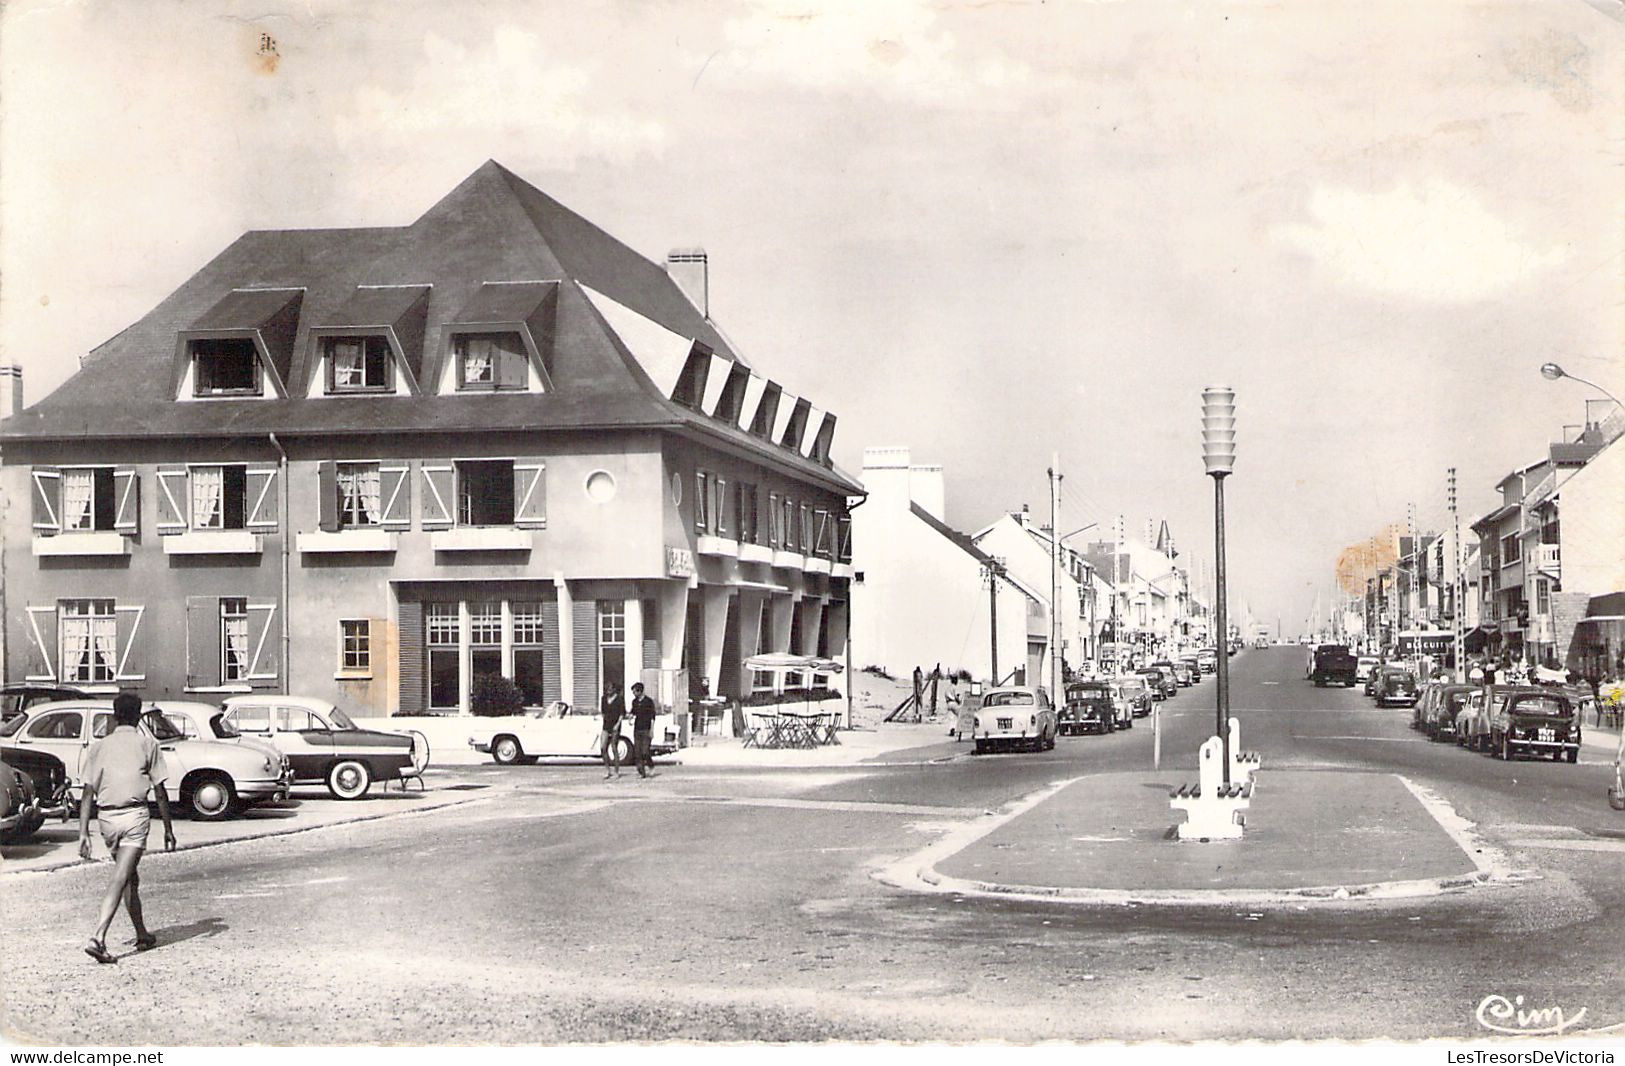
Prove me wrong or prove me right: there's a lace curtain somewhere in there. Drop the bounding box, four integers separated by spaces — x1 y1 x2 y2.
192 467 223 528
61 470 94 531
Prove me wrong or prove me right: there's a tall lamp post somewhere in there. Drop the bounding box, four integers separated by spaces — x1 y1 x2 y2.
1539 362 1624 411
1202 386 1237 783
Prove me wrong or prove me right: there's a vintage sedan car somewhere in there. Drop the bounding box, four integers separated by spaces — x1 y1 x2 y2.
1151 661 1189 692
1375 670 1419 707
1417 684 1473 740
1060 681 1116 736
468 700 681 765
223 695 425 799
970 686 1056 754
1 683 89 723
1455 685 1540 752
1140 667 1178 700
0 744 69 837
1488 689 1581 762
0 756 48 843
1113 675 1155 718
1196 649 1218 675
156 701 291 782
1354 656 1380 683
0 700 290 820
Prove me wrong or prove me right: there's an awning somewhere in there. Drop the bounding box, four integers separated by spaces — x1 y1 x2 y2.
744 653 845 674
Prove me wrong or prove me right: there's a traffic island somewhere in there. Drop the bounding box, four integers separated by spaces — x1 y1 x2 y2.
881 769 1511 905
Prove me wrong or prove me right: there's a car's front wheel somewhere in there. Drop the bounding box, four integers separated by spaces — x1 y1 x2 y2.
614 737 633 765
187 773 237 821
492 735 524 765
327 759 371 800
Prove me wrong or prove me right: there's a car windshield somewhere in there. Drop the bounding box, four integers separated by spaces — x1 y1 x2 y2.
1510 696 1570 717
1068 686 1109 699
984 692 1035 707
211 714 241 738
0 713 26 738
325 706 358 730
141 711 183 742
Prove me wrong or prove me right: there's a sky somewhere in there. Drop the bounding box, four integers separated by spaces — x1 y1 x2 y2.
2 0 1621 635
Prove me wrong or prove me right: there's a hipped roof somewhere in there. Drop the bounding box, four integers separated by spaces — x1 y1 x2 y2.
1 161 855 494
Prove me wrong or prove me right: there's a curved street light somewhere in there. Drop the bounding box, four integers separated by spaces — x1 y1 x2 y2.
1540 362 1624 409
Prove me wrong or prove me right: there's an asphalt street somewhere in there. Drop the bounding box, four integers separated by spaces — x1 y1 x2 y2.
4 646 1624 1043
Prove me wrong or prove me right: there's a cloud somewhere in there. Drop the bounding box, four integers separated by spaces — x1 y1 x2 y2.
1276 180 1568 303
334 25 666 164
719 0 1038 105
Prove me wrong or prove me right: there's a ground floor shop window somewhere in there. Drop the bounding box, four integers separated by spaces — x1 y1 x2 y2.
513 602 546 706
427 603 460 710
599 601 626 695
61 599 116 684
426 598 554 711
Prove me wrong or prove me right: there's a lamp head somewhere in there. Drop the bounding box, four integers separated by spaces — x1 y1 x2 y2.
1539 362 1566 381
1201 385 1236 476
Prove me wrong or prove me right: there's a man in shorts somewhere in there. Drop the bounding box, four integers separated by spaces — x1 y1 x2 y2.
78 692 176 963
600 681 626 780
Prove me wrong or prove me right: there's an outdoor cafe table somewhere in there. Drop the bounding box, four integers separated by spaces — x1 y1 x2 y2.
742 709 839 749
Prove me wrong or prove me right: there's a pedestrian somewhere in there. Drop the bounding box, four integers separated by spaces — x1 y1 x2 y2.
600 682 626 780
629 681 659 779
79 691 175 964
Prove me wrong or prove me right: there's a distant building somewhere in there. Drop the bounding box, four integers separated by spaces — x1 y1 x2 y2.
849 448 1036 683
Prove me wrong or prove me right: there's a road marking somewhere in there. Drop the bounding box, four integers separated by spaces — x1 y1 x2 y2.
302 876 349 885
1395 775 1522 882
1507 838 1625 853
1299 736 1428 743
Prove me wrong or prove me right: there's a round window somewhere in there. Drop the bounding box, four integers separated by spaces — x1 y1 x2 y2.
585 470 617 504
669 472 683 505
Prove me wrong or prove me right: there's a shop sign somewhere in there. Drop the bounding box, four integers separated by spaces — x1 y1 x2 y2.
666 546 696 579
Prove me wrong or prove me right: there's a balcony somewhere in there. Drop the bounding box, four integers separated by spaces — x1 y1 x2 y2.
33 532 130 558
737 541 774 565
297 529 399 554
772 548 805 569
804 554 832 575
430 527 532 552
1532 543 1560 576
697 534 740 558
162 530 263 555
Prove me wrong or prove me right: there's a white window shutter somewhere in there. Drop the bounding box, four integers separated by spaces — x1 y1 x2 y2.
420 463 455 529
113 469 140 534
380 462 412 528
156 467 189 534
31 468 60 535
513 459 546 528
246 464 279 531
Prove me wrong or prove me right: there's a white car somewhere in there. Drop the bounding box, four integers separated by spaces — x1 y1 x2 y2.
222 695 425 799
154 701 290 777
0 700 291 820
970 686 1057 754
468 701 682 765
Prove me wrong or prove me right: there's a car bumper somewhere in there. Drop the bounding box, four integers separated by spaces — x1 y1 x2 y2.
1 803 46 838
237 774 292 804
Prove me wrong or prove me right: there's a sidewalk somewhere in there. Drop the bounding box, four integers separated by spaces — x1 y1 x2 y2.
0 777 492 876
676 721 961 768
897 768 1498 904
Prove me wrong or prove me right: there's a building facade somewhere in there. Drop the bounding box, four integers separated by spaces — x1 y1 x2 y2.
0 162 860 717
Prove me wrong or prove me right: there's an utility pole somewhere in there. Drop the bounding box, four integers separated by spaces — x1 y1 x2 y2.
1456 468 1469 682
984 559 1002 683
1049 454 1063 700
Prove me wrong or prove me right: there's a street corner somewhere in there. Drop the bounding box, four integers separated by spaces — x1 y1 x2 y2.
0 776 494 876
880 768 1513 907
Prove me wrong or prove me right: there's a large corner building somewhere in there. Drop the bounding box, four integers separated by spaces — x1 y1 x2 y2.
0 161 859 716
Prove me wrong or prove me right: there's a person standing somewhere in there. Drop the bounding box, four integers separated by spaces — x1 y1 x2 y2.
600 682 626 780
629 682 659 779
79 692 176 964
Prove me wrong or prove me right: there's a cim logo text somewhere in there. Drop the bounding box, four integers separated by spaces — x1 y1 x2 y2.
1476 994 1587 1036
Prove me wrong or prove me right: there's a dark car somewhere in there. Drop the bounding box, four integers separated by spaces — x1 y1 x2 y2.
1419 684 1473 740
1376 670 1419 707
1138 668 1174 700
1366 663 1407 697
1061 682 1117 736
1488 690 1581 763
1309 644 1358 687
1 684 90 723
1148 663 1182 698
1 755 49 843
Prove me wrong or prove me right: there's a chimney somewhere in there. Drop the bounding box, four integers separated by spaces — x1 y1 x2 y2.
0 365 21 419
666 248 708 319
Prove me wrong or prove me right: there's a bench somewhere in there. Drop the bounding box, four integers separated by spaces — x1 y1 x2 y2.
1169 735 1252 841
1227 716 1261 786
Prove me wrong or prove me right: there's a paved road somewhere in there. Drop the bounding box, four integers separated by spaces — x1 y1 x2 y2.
5 646 1623 1043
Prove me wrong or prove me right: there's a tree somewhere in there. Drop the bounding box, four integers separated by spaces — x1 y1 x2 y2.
470 674 525 717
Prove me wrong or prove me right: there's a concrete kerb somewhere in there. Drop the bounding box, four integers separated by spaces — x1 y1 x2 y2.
874 769 1533 908
2 788 491 879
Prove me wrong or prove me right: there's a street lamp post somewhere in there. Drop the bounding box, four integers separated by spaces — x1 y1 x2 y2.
1202 386 1236 784
1540 362 1624 410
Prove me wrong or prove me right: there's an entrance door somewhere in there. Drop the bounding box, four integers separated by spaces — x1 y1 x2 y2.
599 601 626 698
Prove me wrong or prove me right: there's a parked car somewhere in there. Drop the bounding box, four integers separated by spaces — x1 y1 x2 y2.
1196 649 1218 674
1416 684 1473 740
1309 644 1359 687
1 684 89 723
1113 676 1155 718
1169 660 1197 687
971 686 1056 754
1354 656 1380 683
0 700 291 820
0 756 48 843
0 743 69 832
1060 681 1116 736
223 695 425 799
1375 670 1419 707
157 701 291 781
1366 663 1407 697
1142 666 1178 699
1488 689 1581 762
1151 660 1187 692
1456 685 1540 752
468 700 681 765
1178 655 1203 681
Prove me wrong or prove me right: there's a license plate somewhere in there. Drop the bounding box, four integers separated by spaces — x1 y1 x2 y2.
997 718 1012 730
1539 728 1555 742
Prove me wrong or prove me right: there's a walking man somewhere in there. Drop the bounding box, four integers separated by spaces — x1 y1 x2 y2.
79 692 176 964
600 681 626 779
629 682 659 778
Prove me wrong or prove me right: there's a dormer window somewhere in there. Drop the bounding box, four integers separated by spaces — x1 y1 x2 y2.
326 336 393 393
455 332 528 391
192 338 261 396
